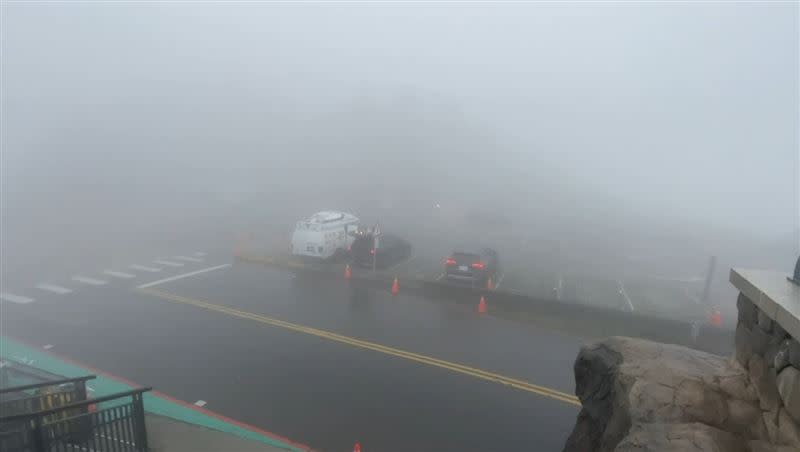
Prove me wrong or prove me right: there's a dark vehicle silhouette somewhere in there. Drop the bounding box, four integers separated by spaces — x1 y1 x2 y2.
445 248 499 288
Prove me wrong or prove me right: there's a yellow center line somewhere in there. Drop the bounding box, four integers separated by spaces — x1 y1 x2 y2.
137 287 581 407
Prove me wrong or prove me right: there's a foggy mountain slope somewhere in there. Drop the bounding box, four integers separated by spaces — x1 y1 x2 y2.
2 2 796 307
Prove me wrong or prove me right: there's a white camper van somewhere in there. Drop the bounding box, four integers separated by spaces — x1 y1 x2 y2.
290 211 360 260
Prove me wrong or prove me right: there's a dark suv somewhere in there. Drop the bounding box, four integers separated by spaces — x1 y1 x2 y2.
445 248 499 287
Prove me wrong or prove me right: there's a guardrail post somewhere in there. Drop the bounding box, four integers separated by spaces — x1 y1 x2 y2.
30 416 46 452
132 393 149 451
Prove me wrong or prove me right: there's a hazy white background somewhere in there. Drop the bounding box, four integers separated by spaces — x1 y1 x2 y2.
2 2 797 307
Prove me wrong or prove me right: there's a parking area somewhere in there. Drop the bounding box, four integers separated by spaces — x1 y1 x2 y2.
237 230 707 325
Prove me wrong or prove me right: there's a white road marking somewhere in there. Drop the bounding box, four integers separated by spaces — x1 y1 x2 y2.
43 344 54 350
35 283 73 294
71 276 107 286
435 273 445 281
494 273 505 290
103 270 136 279
154 260 184 267
618 280 635 312
194 252 207 257
194 400 207 407
1 293 35 304
557 276 563 301
137 264 232 289
684 286 701 304
130 264 161 272
383 257 408 273
173 256 203 263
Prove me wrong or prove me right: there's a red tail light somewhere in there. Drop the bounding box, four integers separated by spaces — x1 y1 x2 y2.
370 248 376 255
471 262 485 270
445 257 457 266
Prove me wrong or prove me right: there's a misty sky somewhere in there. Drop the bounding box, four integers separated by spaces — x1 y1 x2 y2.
2 2 798 245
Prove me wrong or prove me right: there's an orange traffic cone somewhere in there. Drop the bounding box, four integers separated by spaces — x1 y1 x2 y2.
487 276 494 290
353 442 362 452
344 264 352 280
478 296 487 314
391 277 399 295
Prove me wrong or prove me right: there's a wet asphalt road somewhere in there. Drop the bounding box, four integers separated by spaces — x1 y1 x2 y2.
2 256 582 452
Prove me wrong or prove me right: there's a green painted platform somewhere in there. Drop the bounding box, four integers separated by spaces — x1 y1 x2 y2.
1 336 308 451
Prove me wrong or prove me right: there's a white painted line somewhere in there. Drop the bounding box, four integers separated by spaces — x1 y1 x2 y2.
194 252 207 257
137 264 232 289
194 400 207 407
71 276 107 286
494 273 505 290
103 270 136 279
35 283 72 294
43 344 54 350
130 264 161 272
154 260 184 267
618 280 635 312
0 292 35 304
173 255 204 263
435 273 445 281
684 286 701 304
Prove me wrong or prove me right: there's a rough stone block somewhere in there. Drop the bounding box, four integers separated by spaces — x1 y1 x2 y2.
764 332 786 368
773 322 788 341
775 339 793 373
763 411 779 444
719 373 758 402
615 422 746 452
777 366 800 424
737 293 757 328
749 354 780 412
789 339 800 369
727 398 764 438
676 380 729 428
748 353 764 375
757 309 774 333
735 324 754 366
564 337 758 452
778 407 800 447
751 327 771 356
749 440 800 452
748 440 772 452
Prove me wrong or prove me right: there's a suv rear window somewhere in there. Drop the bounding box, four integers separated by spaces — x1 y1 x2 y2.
452 252 480 264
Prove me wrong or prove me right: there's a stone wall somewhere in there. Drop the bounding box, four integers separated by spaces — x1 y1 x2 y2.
563 268 800 452
734 293 800 448
562 336 799 452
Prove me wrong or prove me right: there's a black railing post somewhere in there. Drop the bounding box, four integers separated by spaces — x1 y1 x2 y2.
131 393 149 451
30 416 46 452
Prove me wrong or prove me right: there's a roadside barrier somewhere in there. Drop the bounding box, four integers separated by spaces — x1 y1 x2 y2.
236 253 733 355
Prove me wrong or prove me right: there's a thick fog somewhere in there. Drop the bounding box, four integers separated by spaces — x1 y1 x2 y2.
2 2 797 309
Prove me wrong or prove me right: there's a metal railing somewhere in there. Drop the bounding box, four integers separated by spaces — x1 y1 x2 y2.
0 387 151 452
1 376 96 418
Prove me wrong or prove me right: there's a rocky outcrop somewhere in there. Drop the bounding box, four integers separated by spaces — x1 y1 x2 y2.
563 336 800 452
